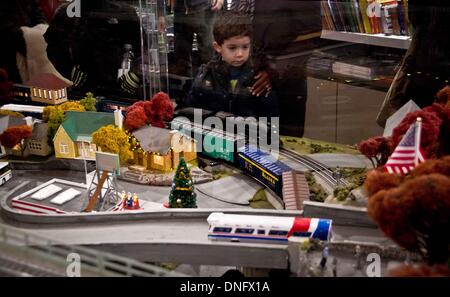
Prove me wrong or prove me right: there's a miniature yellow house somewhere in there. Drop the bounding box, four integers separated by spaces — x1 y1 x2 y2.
53 111 116 160
132 125 197 171
27 73 72 105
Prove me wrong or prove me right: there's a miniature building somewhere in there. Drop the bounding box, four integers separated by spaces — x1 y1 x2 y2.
53 111 116 160
27 73 72 105
27 122 53 157
0 115 29 157
132 126 196 171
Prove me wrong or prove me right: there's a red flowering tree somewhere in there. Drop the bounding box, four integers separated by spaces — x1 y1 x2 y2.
409 156 450 178
364 169 403 196
421 104 450 157
435 85 450 105
391 109 442 158
124 101 147 131
0 125 33 156
147 92 174 128
358 136 393 168
389 264 450 277
368 172 450 264
124 92 174 130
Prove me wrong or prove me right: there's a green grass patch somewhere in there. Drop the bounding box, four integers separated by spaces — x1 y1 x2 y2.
158 263 179 271
281 136 359 155
305 172 328 202
249 189 275 209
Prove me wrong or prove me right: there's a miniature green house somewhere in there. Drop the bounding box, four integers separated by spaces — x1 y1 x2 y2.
53 111 117 160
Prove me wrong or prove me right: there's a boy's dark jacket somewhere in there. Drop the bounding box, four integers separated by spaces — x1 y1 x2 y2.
186 58 279 117
173 0 214 13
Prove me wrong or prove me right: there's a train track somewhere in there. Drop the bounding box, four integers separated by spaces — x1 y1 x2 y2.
173 118 349 193
280 148 349 189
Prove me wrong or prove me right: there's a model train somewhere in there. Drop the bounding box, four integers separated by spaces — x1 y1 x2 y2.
207 212 332 243
170 117 292 197
171 117 245 163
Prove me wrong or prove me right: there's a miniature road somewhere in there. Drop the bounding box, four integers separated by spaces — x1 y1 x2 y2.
0 169 259 209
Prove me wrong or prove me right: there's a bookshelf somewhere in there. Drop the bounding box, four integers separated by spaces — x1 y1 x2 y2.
321 30 411 49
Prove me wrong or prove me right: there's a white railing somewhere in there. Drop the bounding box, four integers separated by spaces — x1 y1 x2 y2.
0 223 187 277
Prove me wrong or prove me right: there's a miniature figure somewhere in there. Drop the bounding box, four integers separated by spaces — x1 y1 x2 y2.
320 245 329 270
332 257 338 277
132 192 140 209
126 192 133 208
332 166 342 187
354 245 363 270
120 191 127 208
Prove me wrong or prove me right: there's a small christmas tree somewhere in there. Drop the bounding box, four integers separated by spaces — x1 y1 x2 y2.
168 158 197 208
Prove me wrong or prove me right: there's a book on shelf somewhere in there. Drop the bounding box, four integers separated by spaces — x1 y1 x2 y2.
352 0 365 33
358 0 373 33
321 0 411 37
322 1 337 31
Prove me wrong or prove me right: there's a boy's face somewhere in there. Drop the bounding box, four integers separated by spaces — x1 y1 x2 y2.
213 36 251 67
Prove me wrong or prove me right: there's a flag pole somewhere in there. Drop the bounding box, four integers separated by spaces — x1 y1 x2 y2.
414 117 422 166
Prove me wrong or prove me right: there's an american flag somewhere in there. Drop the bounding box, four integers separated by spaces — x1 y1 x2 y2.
384 119 426 175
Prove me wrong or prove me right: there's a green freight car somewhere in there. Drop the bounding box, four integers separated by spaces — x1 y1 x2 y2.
170 118 243 163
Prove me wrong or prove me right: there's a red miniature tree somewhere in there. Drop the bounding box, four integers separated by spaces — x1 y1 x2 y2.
409 156 450 178
435 85 450 105
357 136 393 167
391 109 442 158
368 173 450 264
147 92 174 128
124 105 147 131
0 125 33 156
364 169 403 196
124 92 174 130
421 103 450 157
389 264 450 277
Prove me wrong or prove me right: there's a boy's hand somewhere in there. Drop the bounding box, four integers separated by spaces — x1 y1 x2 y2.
251 71 272 97
211 0 224 11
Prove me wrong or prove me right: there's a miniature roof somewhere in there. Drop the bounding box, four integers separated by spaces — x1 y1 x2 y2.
0 115 28 134
31 122 48 141
133 125 173 155
59 111 115 142
27 73 72 90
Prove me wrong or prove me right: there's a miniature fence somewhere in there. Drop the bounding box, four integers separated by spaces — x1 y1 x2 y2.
0 223 187 277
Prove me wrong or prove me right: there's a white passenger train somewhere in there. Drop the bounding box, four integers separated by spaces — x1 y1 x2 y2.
207 212 332 244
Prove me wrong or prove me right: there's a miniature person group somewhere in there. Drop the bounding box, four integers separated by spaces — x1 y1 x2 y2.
119 191 141 210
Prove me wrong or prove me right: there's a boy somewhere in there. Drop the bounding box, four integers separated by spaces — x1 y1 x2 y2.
186 11 279 118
